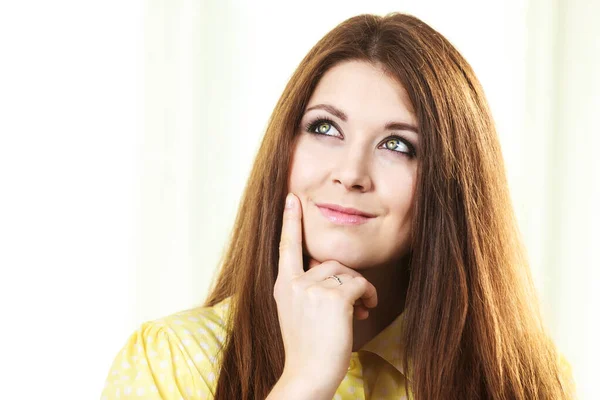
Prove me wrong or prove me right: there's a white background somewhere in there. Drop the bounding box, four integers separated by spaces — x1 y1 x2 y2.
0 1 598 398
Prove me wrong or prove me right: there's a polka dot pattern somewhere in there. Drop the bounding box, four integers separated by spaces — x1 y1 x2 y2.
101 296 414 398
101 298 230 399
102 296 575 398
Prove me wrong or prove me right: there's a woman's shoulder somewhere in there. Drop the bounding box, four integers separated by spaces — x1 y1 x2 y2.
101 296 233 399
156 296 232 341
141 295 233 363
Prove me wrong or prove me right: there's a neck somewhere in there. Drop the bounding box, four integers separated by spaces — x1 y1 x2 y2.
351 256 410 352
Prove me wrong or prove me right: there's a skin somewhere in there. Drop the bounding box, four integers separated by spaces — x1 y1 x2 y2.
288 60 418 350
268 60 418 399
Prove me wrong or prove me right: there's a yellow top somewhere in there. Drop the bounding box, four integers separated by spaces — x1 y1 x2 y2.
101 296 412 399
101 296 575 399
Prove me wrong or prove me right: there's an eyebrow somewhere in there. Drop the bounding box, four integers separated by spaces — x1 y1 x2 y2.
304 103 419 134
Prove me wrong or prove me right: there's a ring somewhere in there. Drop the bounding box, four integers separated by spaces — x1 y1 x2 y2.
327 275 343 286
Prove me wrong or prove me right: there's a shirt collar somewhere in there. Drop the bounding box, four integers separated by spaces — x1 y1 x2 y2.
219 296 413 380
360 310 412 381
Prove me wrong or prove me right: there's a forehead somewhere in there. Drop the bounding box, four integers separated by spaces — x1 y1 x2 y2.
307 60 417 126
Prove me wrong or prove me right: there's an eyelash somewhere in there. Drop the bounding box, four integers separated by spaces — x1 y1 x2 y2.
304 116 417 158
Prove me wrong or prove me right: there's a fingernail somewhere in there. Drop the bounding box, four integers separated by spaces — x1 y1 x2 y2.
285 193 295 209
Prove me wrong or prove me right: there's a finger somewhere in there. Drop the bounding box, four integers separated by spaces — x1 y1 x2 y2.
337 276 378 309
277 193 304 280
301 260 365 283
317 274 377 310
307 257 320 270
317 273 355 289
354 305 370 320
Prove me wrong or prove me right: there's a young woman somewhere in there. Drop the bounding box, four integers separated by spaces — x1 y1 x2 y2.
102 12 575 399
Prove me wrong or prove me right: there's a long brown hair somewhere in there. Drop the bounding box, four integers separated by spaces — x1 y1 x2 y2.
203 12 573 399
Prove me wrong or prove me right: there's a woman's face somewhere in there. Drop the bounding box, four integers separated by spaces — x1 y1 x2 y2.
288 60 419 270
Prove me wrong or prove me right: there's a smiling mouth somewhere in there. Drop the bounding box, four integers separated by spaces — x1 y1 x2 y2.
316 205 374 225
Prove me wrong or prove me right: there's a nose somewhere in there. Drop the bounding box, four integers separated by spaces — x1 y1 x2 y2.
332 148 373 192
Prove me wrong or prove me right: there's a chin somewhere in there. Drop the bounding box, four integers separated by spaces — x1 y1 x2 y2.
305 243 369 270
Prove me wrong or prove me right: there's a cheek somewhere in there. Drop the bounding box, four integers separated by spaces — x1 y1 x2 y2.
378 161 416 203
288 137 330 192
378 168 417 232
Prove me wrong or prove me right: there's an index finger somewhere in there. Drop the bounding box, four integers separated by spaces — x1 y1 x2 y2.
278 193 304 280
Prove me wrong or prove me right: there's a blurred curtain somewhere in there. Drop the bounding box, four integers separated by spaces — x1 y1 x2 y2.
523 0 599 397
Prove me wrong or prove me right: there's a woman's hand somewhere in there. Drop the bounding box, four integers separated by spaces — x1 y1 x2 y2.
272 193 378 394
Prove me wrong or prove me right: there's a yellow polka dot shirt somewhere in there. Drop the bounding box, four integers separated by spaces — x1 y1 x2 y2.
101 296 575 399
101 296 413 399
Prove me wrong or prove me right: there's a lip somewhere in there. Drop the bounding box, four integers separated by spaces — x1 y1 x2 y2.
316 203 376 225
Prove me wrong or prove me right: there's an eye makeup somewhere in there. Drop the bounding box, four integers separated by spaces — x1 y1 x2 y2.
303 115 417 158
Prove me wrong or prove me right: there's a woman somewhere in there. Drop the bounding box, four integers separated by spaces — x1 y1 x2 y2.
102 12 575 399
